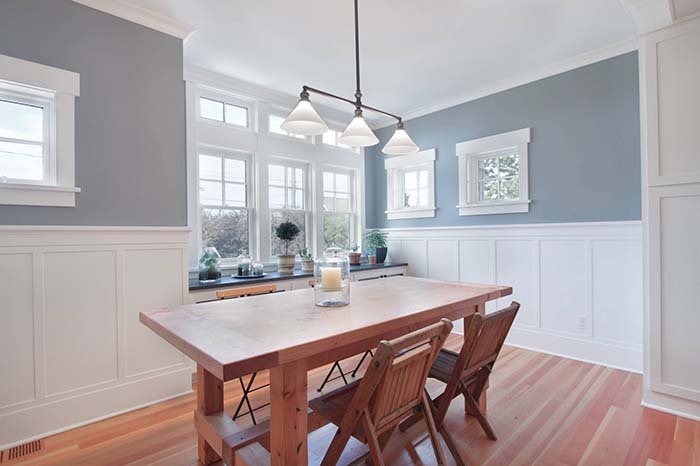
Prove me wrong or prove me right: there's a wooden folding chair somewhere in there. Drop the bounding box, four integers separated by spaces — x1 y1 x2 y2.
216 284 279 425
399 301 520 466
310 318 454 466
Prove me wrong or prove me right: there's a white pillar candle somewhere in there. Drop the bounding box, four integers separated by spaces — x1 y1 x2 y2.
321 267 341 291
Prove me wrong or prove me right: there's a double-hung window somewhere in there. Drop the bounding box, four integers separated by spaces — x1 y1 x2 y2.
323 169 355 249
456 128 530 215
198 151 252 260
269 161 309 257
384 149 436 220
0 54 80 206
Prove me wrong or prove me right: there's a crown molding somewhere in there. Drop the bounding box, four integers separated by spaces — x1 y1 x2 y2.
371 38 639 130
620 0 675 34
71 0 195 40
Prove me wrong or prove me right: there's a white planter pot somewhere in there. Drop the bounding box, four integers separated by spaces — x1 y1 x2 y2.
277 254 296 274
301 260 315 273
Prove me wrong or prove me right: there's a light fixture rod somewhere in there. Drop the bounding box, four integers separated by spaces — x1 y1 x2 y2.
302 85 402 123
354 0 361 99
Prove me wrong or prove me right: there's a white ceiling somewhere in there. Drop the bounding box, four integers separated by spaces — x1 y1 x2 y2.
131 0 638 122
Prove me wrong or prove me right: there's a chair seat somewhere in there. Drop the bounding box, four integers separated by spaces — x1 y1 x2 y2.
429 348 459 383
309 380 368 443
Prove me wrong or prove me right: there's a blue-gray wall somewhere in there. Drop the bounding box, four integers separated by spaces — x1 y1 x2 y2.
365 52 641 228
0 0 186 226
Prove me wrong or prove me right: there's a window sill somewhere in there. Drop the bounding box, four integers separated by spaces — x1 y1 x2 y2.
386 207 436 220
0 182 81 207
457 200 530 216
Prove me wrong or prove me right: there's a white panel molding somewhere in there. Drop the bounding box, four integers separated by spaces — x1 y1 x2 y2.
381 221 643 372
0 227 192 450
70 0 195 40
372 38 639 129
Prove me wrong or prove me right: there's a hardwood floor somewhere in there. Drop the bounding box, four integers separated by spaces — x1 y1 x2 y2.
5 335 699 466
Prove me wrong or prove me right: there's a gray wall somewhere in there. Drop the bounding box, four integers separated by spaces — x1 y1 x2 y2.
365 52 641 229
0 0 186 226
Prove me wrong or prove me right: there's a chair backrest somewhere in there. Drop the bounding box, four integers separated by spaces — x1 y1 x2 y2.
216 284 278 300
458 301 520 380
349 319 453 433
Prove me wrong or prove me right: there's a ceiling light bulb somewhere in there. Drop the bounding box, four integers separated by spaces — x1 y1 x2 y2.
382 123 419 155
281 94 328 136
338 112 379 147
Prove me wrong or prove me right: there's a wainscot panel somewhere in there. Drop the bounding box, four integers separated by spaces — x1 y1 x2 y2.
382 221 643 372
0 226 192 449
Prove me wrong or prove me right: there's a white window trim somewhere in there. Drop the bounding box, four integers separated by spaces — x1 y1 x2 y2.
456 128 531 216
384 148 437 220
322 167 357 249
0 54 80 207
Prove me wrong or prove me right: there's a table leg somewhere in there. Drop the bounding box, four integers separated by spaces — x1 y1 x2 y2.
270 360 309 466
197 364 224 465
464 303 488 414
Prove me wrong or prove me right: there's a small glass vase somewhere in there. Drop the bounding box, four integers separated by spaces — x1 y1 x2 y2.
198 247 222 282
236 251 253 277
314 247 350 307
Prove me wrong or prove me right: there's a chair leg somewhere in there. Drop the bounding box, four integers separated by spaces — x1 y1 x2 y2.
232 372 258 425
318 361 349 392
362 410 385 466
320 424 354 466
351 349 374 378
439 425 467 466
421 391 448 466
463 388 497 440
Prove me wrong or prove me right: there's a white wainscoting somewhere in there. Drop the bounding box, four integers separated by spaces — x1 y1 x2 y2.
383 221 643 372
0 226 193 449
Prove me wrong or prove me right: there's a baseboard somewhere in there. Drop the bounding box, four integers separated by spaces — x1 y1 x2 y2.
503 326 642 373
642 390 700 421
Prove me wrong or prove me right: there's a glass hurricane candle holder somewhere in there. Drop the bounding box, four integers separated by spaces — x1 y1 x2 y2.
314 247 350 307
198 247 222 282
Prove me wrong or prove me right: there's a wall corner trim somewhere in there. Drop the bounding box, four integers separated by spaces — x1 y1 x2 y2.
70 0 195 40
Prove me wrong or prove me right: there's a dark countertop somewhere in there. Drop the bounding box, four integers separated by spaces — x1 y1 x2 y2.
189 262 408 291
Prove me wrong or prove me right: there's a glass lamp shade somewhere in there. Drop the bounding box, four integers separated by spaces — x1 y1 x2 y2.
280 98 328 136
382 127 420 155
338 115 379 147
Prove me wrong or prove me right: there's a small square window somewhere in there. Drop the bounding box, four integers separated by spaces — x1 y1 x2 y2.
384 149 436 220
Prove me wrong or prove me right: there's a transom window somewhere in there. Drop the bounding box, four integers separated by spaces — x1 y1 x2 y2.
0 95 49 183
269 161 309 257
323 170 354 249
199 97 249 128
456 128 530 216
384 149 437 220
269 114 306 140
322 129 358 152
198 152 251 259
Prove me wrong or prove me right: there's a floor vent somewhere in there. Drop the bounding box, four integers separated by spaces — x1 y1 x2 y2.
0 440 43 462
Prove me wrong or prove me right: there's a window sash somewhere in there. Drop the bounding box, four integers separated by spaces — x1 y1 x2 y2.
469 148 521 204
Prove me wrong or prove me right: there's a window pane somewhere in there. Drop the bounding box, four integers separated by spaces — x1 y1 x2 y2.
324 213 351 249
294 168 303 188
499 154 519 178
225 104 248 127
201 208 249 259
479 180 499 201
225 183 246 207
224 158 245 183
199 154 221 180
271 210 306 256
294 189 304 209
323 193 335 211
335 173 349 193
500 176 519 200
200 98 224 121
478 157 498 180
405 189 418 208
336 193 350 212
323 172 334 191
269 164 285 186
200 180 222 205
322 131 335 145
0 99 43 142
269 114 285 135
269 186 285 208
0 140 43 181
418 188 429 207
404 170 417 190
418 170 428 188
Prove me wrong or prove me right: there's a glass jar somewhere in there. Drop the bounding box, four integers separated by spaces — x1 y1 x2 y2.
314 247 350 307
236 251 253 277
198 247 222 282
252 262 265 277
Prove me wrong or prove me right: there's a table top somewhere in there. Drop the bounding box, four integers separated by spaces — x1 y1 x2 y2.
141 276 511 380
189 262 408 291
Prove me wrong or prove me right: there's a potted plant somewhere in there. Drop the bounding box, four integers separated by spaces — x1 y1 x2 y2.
348 244 362 266
299 246 314 273
198 247 222 281
364 230 388 264
275 221 300 274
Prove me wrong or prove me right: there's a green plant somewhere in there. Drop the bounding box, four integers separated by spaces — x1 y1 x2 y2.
199 247 220 273
299 246 313 261
363 230 388 249
275 221 300 255
350 244 359 252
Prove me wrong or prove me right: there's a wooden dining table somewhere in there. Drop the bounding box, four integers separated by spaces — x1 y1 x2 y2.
140 276 511 466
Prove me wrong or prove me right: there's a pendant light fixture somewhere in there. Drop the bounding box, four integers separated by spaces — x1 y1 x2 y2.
281 0 419 155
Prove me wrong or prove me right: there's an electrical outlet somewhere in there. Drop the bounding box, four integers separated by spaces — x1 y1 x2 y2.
576 316 587 330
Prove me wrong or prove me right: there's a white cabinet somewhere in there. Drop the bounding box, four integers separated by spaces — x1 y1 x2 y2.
641 17 700 418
